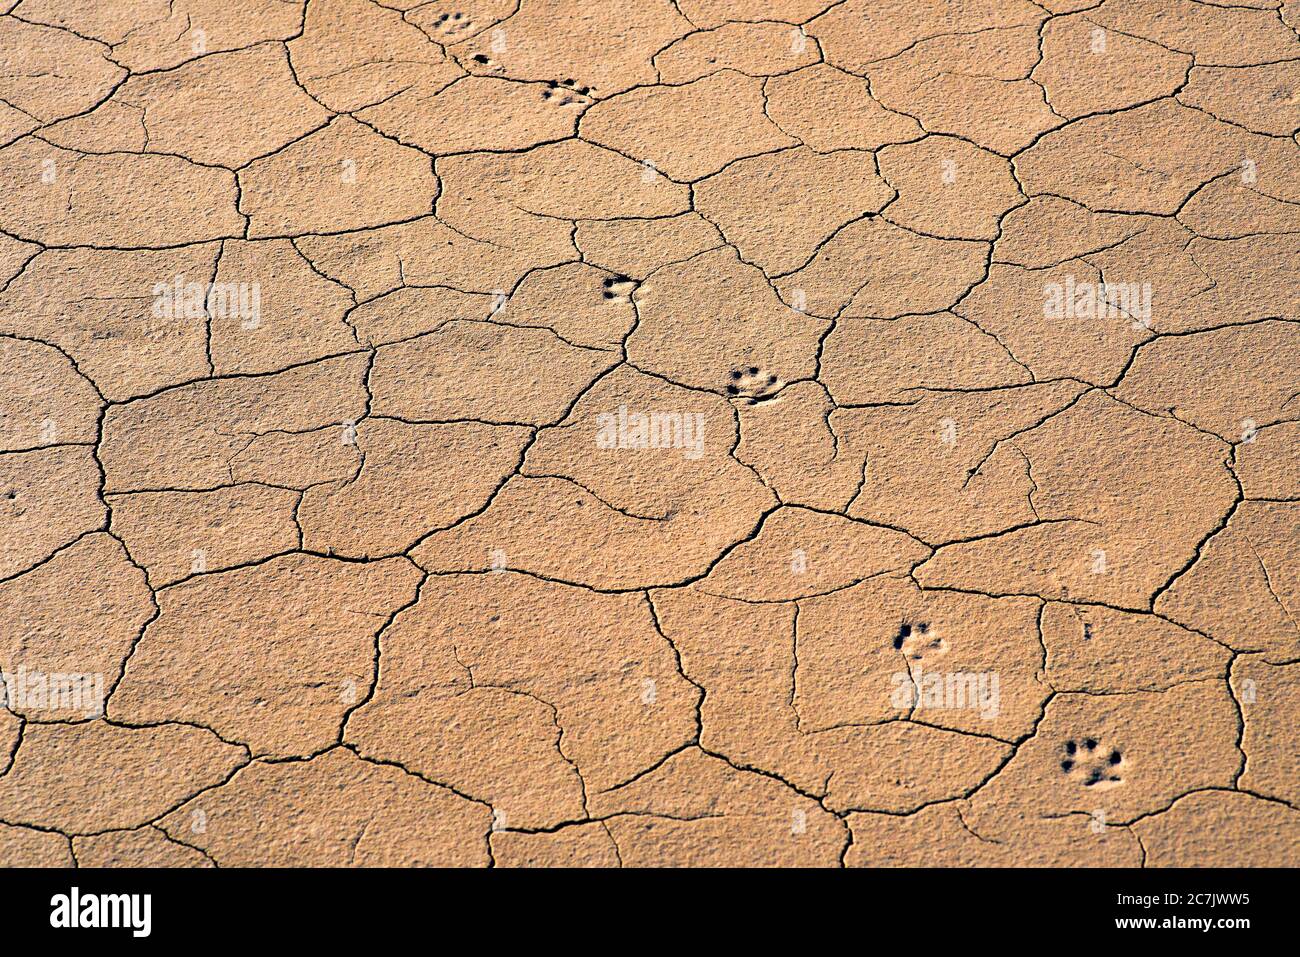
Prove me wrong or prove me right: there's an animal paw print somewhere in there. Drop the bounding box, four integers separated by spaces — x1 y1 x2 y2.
433 12 473 37
893 622 947 660
1060 738 1124 789
543 79 594 105
601 275 637 303
725 366 782 404
466 53 504 73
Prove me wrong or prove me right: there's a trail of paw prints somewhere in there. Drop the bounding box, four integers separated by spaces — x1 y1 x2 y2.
543 79 595 105
893 622 947 661
1061 738 1125 789
725 366 783 405
602 275 638 303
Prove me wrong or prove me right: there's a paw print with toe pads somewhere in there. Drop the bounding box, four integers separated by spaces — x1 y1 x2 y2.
543 79 594 105
725 366 782 404
893 622 947 661
601 275 637 303
433 12 473 37
1060 738 1125 789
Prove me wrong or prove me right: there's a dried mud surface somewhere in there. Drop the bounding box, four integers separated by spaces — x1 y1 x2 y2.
0 0 1297 868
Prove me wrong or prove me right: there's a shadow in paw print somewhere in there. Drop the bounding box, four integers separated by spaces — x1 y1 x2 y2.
543 79 594 105
601 275 638 303
725 366 783 404
1061 738 1124 788
893 622 947 660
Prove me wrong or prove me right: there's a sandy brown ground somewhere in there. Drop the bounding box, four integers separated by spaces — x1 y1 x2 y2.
0 0 1296 869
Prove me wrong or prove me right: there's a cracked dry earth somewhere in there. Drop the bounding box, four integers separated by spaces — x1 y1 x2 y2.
0 0 1297 871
